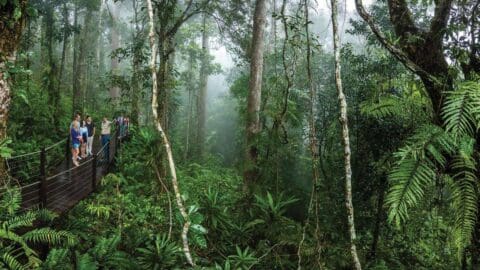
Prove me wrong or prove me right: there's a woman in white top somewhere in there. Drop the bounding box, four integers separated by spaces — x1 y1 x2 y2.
80 120 89 158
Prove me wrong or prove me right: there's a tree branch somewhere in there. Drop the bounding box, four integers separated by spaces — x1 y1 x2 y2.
354 0 441 85
429 0 453 41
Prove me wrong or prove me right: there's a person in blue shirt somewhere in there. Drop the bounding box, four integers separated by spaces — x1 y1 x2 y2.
70 121 81 166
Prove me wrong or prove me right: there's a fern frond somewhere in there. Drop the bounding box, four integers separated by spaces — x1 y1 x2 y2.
0 229 37 258
42 248 70 270
2 211 36 230
0 247 26 270
442 81 480 138
0 188 22 217
395 124 455 167
386 125 456 226
76 252 97 270
385 157 436 226
450 138 479 259
22 228 77 247
361 97 406 119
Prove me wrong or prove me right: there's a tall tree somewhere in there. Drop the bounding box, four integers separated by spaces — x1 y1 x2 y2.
145 0 194 266
0 0 28 180
130 0 143 125
109 0 121 106
331 0 362 268
41 0 60 129
197 13 209 160
297 0 322 268
243 0 267 192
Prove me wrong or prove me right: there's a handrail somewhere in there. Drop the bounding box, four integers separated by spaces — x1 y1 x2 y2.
0 130 125 213
8 138 66 160
45 138 67 151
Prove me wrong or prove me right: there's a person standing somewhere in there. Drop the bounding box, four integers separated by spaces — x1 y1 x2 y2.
80 120 88 158
85 116 95 156
70 121 81 167
101 117 112 162
69 113 81 161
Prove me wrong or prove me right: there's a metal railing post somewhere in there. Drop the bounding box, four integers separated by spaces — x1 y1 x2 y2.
92 154 97 191
39 147 47 208
66 135 70 167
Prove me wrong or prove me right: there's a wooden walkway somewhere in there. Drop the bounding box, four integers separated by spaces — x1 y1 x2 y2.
1 130 124 213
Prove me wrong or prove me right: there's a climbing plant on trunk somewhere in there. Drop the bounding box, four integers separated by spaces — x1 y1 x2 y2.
145 0 195 266
331 0 362 268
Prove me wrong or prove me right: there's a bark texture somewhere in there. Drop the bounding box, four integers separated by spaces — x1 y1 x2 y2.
331 0 362 268
145 0 194 266
0 1 27 135
244 0 267 191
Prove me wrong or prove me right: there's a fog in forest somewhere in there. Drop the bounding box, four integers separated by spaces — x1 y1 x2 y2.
1 0 479 269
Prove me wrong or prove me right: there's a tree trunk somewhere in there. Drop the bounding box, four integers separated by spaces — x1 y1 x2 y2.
331 0 362 268
131 0 141 125
244 0 268 192
110 0 121 105
72 3 80 115
184 51 195 162
297 1 323 268
0 0 27 181
197 14 209 161
367 176 387 262
43 1 60 130
58 1 69 101
145 0 195 266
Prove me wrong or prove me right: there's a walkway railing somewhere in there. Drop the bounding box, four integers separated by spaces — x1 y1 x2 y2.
0 129 125 213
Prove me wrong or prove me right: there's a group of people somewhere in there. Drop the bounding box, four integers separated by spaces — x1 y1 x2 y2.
69 113 130 167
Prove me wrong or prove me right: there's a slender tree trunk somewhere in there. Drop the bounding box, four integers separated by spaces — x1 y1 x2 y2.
244 0 268 192
184 52 195 162
146 0 194 266
197 14 209 161
331 0 362 268
367 176 387 262
58 1 69 98
110 1 121 105
131 0 141 125
298 1 323 268
72 4 80 115
44 1 60 130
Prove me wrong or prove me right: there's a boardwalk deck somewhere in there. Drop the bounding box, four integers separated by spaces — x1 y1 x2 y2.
2 131 123 214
